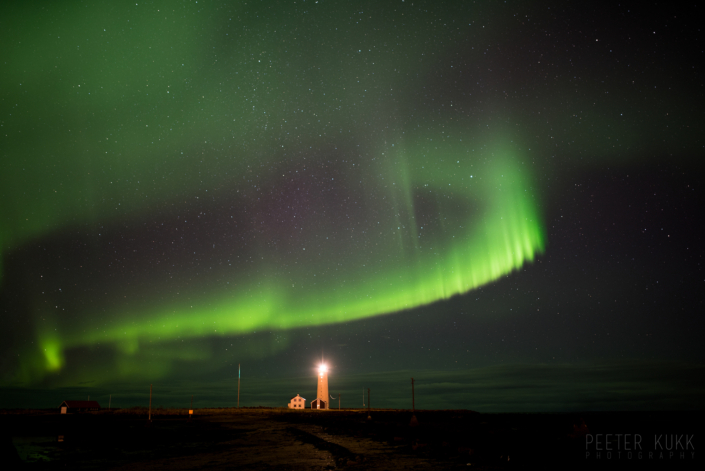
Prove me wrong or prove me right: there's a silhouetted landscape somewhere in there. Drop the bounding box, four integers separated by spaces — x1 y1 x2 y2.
2 408 700 469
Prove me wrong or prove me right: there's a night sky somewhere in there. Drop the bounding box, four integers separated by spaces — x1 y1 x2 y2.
1 0 703 411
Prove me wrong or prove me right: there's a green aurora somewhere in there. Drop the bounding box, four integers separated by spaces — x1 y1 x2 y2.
1 1 700 391
13 133 546 381
34 147 544 379
1 1 546 384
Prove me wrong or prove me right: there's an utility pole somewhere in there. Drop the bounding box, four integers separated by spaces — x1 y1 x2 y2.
410 377 419 427
238 363 241 409
148 384 152 422
338 393 341 410
367 388 371 420
412 377 415 411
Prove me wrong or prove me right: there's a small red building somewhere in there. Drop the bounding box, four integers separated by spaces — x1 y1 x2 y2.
59 400 101 414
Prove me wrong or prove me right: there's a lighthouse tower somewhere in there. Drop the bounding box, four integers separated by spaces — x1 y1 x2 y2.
312 363 329 409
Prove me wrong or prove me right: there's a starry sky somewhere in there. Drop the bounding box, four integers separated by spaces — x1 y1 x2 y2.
1 0 703 411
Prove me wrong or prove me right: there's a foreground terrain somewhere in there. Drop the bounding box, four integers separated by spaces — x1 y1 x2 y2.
1 408 699 470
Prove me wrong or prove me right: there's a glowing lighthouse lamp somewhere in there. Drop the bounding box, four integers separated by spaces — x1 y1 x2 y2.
311 363 329 410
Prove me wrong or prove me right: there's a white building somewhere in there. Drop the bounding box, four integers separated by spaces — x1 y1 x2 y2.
288 394 306 409
311 363 329 410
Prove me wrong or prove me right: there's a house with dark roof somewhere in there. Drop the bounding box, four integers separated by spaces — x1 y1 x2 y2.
287 394 306 409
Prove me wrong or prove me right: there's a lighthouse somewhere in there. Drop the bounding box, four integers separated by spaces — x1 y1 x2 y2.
311 363 329 410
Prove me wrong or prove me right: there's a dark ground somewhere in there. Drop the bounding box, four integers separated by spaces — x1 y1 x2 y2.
1 408 700 470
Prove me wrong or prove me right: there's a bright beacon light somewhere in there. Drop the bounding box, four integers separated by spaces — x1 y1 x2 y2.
319 363 328 374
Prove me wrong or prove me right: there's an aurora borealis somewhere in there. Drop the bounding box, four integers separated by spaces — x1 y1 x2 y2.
1 1 703 410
